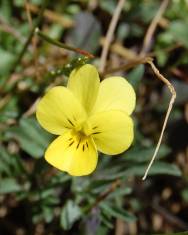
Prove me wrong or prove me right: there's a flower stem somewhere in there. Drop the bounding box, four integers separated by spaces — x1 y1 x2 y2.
35 28 94 58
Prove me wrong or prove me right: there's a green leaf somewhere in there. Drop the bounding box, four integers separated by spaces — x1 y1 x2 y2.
99 0 116 15
48 173 71 188
100 212 114 229
168 20 188 48
124 145 171 163
100 203 136 223
42 206 54 223
60 200 82 230
88 179 114 194
123 162 181 177
0 145 25 176
0 178 22 194
0 96 18 122
181 189 188 203
5 117 52 158
0 48 15 75
108 187 132 199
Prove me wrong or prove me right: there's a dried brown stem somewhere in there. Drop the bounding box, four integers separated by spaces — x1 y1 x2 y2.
24 0 40 80
25 0 33 28
84 179 121 213
152 202 188 230
142 60 176 180
25 2 74 28
99 0 125 73
101 56 150 76
101 39 182 61
140 0 170 55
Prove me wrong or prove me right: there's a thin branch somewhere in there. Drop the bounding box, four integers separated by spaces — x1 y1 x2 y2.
152 202 188 230
24 0 40 80
100 38 137 60
0 95 11 110
101 56 150 76
35 28 94 58
25 2 74 27
91 180 121 209
83 179 121 213
140 0 170 55
142 60 176 180
101 38 182 62
10 0 49 74
24 0 33 28
99 0 125 73
23 99 39 117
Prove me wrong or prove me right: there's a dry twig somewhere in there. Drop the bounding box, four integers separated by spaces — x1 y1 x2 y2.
84 179 121 213
24 0 40 80
25 2 74 28
140 0 170 55
10 0 49 74
99 0 125 73
152 202 188 230
142 60 176 180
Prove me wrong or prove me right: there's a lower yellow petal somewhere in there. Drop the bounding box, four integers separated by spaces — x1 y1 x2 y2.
87 111 134 155
45 130 98 176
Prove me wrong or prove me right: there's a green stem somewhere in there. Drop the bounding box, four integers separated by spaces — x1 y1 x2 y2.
35 28 94 58
10 0 50 73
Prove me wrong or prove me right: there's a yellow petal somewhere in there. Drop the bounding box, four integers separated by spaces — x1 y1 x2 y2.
36 86 87 135
91 77 136 115
45 130 98 176
87 111 134 155
67 64 100 114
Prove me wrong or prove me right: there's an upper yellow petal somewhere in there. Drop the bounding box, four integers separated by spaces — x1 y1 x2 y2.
36 86 87 135
45 130 98 176
67 64 100 114
91 76 136 115
86 110 134 155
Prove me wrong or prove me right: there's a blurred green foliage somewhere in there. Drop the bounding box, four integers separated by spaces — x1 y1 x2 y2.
0 0 188 234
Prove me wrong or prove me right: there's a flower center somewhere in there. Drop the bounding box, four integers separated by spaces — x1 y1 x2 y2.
68 128 90 152
73 120 92 137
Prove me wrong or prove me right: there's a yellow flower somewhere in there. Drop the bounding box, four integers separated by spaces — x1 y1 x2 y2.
36 64 136 176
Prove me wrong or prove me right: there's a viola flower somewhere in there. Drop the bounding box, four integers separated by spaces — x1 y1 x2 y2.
36 64 136 176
